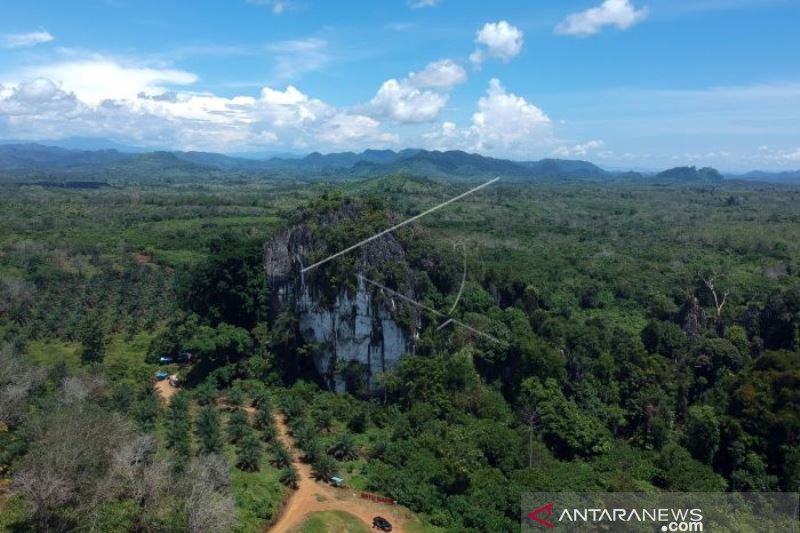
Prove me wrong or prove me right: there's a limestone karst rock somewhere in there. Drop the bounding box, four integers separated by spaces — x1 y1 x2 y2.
264 202 418 392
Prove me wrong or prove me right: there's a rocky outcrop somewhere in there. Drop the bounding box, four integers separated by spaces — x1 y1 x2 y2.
264 205 418 392
677 297 706 336
655 166 723 182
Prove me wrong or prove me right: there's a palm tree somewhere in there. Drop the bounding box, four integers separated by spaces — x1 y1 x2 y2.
196 405 223 454
328 433 359 461
280 466 299 488
311 454 338 481
236 432 261 472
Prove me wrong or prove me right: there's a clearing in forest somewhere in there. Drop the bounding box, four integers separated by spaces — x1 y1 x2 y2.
268 414 414 533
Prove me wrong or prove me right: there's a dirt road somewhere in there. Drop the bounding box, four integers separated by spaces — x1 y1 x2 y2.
149 383 409 532
268 414 411 533
154 379 176 403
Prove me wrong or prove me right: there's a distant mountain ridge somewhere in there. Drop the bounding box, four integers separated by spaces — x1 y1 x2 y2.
737 170 800 183
0 143 129 170
0 142 796 184
0 143 614 181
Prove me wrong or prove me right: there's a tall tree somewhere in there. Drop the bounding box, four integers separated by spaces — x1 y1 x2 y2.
519 405 541 468
236 431 261 472
195 380 217 406
311 453 338 481
280 466 299 489
685 405 720 465
313 408 333 434
79 319 106 365
134 381 161 431
253 404 274 431
227 383 244 409
196 405 223 455
227 410 250 444
328 433 359 461
166 392 191 460
269 441 292 469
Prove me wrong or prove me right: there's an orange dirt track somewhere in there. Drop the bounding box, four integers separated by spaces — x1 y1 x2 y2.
152 381 410 532
267 414 411 533
154 379 176 403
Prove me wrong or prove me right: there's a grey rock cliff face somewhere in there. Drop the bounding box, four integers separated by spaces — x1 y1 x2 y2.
294 275 412 391
678 296 707 336
264 217 417 392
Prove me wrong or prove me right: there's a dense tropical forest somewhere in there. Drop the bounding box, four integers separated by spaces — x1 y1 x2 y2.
1 168 799 532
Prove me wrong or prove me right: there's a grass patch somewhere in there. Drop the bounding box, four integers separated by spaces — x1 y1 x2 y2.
575 308 648 336
25 334 156 379
104 333 156 382
0 494 28 532
26 340 80 367
151 248 204 268
25 334 158 383
290 511 371 533
404 518 446 533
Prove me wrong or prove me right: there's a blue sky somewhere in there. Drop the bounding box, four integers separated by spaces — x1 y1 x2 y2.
1 0 798 170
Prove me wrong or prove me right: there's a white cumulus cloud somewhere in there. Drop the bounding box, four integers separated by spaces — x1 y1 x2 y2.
0 56 397 153
785 148 800 161
556 0 648 37
246 0 289 14
408 59 466 89
553 140 605 157
469 78 552 152
0 54 558 158
265 38 329 82
425 78 553 157
409 0 442 7
469 21 524 67
365 59 466 123
368 79 449 123
20 57 198 104
317 114 397 146
759 146 800 162
3 30 54 49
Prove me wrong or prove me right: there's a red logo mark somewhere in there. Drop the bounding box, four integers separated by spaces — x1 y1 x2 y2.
528 502 555 529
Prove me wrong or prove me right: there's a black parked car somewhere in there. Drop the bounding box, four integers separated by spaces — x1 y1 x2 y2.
372 516 392 532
